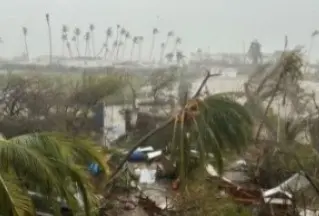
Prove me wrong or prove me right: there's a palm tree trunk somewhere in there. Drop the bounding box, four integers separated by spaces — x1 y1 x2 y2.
76 37 80 57
103 36 109 60
159 47 164 63
109 46 116 60
115 40 121 60
47 23 53 64
84 41 88 57
130 44 135 61
149 35 155 61
163 36 170 57
24 36 29 60
62 41 65 57
91 32 96 57
67 43 73 58
138 43 143 62
122 39 127 59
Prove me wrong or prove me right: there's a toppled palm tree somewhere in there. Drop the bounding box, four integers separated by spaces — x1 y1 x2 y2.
108 72 253 185
22 26 29 60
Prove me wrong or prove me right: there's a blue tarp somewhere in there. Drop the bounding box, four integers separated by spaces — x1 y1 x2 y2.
88 163 101 176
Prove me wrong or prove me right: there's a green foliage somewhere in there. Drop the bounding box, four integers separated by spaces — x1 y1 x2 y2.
0 132 108 216
170 95 253 183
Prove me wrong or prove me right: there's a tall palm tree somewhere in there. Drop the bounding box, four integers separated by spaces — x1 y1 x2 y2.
121 31 130 59
0 132 108 215
163 31 174 57
113 25 120 59
248 40 262 65
159 42 165 63
71 35 78 57
84 32 90 57
61 25 68 57
104 27 113 59
109 41 117 60
66 41 73 58
61 34 67 57
149 28 159 61
165 52 174 63
130 36 138 61
176 50 185 64
116 28 126 60
45 13 52 64
22 27 29 60
173 37 182 54
89 24 95 57
74 28 81 57
138 36 144 62
96 27 112 59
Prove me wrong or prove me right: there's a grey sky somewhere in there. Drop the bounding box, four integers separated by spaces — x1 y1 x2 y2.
1 0 319 60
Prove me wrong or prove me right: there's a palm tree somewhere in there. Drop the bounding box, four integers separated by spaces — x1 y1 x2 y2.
121 31 130 59
61 34 68 57
116 28 126 60
149 28 159 61
22 27 29 60
74 28 81 57
130 36 138 61
138 36 144 62
176 50 185 64
45 13 52 64
89 24 95 57
61 25 68 57
66 41 73 58
248 39 262 65
113 25 120 59
165 52 174 63
96 27 112 59
84 32 90 57
173 37 182 54
163 31 174 57
109 40 117 60
159 42 165 63
104 27 112 59
0 132 108 215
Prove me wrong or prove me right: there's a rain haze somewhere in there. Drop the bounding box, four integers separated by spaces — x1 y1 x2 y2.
1 0 319 60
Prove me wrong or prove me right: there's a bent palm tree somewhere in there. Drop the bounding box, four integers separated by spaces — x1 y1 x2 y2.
130 36 138 61
0 132 108 216
89 24 96 57
45 13 52 64
74 27 81 57
22 27 29 60
149 28 159 61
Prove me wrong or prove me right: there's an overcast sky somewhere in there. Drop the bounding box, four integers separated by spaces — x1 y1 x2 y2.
1 0 319 60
